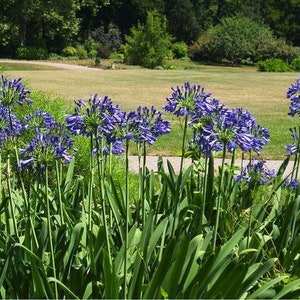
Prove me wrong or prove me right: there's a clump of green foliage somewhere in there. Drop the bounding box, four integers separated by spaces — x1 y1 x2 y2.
124 10 173 68
256 58 292 72
16 46 48 60
189 15 298 65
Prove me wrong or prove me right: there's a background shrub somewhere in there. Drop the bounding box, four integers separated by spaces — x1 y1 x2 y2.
256 58 291 72
16 46 48 60
75 45 88 59
61 46 78 57
171 42 188 59
291 56 300 71
124 10 173 68
189 15 296 65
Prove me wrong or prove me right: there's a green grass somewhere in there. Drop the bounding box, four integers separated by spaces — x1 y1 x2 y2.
1 59 299 159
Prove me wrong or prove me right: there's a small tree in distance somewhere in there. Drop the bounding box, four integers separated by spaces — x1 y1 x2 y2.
124 10 173 69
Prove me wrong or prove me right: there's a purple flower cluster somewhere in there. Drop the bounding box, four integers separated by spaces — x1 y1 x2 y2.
19 110 75 170
0 103 25 150
164 82 212 116
0 75 32 153
66 95 170 155
286 127 299 156
283 178 299 191
164 82 270 157
0 74 32 107
235 159 275 185
128 106 170 145
287 76 300 117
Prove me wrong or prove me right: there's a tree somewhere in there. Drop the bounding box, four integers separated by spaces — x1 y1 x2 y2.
262 0 300 46
165 0 200 44
124 10 172 68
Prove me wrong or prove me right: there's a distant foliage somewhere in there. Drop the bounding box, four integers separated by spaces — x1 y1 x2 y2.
171 42 188 59
189 15 297 65
16 46 48 60
124 10 173 68
90 23 122 59
256 58 291 72
61 46 78 57
291 57 300 71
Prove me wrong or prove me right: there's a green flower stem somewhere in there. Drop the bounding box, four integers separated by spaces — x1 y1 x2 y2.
141 142 147 226
200 156 209 229
180 115 189 174
213 143 227 252
95 138 112 266
55 161 64 224
291 126 300 179
88 136 94 232
124 139 130 300
6 156 18 238
45 166 58 299
0 153 2 227
14 144 38 248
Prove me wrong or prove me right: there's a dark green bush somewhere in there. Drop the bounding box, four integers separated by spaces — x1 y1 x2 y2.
16 46 48 60
256 58 291 72
189 15 298 65
291 56 300 71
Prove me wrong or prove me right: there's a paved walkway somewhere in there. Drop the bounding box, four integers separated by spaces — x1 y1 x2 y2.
128 155 295 177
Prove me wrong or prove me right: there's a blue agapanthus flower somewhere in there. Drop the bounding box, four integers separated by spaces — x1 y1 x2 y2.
128 106 171 145
164 82 212 116
0 103 25 150
287 76 300 117
66 94 120 137
283 178 299 191
235 159 275 185
285 127 300 157
190 106 270 156
0 74 33 107
19 122 75 170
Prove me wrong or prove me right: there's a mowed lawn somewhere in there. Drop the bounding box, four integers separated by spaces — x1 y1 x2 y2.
1 60 299 159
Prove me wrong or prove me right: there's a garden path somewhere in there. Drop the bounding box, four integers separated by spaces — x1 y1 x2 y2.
128 155 295 177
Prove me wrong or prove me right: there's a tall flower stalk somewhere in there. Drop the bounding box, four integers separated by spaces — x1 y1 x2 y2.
286 77 300 180
164 82 211 174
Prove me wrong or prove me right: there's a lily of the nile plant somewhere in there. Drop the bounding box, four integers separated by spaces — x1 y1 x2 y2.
0 101 27 240
65 94 125 282
0 74 32 108
127 106 171 225
164 82 270 251
65 94 123 231
18 112 75 299
0 75 33 240
0 102 25 154
19 111 75 172
0 74 33 161
19 110 75 222
164 82 212 173
286 76 300 181
235 159 275 186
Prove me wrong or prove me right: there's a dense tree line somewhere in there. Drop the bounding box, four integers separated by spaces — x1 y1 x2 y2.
0 0 299 62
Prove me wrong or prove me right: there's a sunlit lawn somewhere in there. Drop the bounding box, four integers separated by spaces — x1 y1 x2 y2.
0 59 298 159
